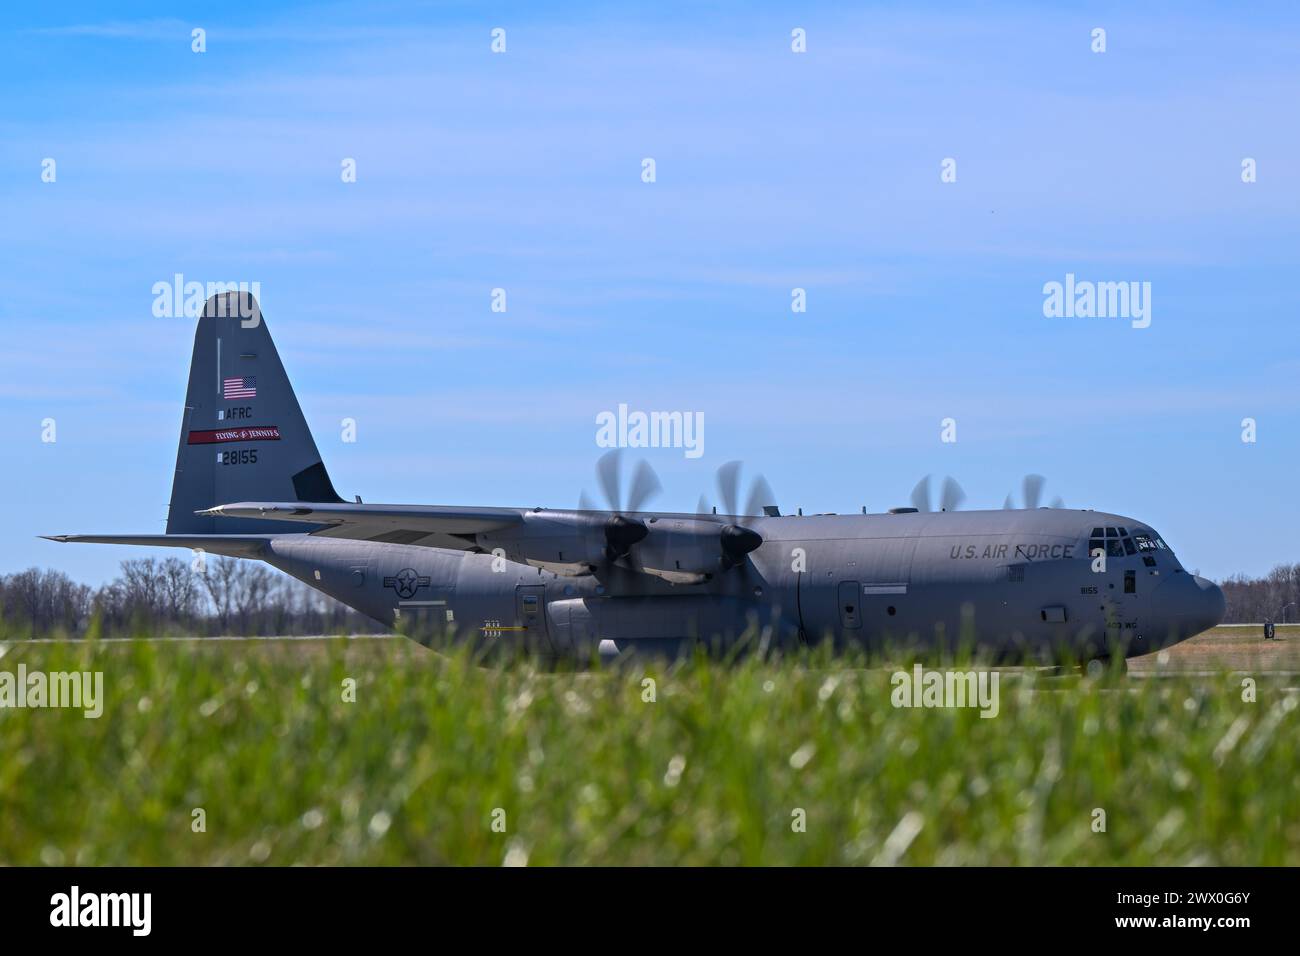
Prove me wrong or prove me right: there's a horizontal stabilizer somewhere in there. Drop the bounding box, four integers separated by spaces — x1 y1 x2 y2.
41 534 276 558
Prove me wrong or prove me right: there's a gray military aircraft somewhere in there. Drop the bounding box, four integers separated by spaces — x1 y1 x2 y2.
46 293 1225 668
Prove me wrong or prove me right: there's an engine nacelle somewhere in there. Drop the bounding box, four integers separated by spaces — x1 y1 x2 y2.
477 510 608 575
477 511 760 580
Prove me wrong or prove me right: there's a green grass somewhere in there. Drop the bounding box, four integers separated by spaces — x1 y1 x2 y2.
0 629 1296 865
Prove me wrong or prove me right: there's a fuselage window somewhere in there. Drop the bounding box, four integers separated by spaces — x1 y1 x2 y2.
1122 537 1136 556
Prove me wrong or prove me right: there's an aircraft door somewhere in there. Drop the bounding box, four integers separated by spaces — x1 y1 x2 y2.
1101 597 1121 645
1103 568 1143 649
838 580 863 630
396 601 450 645
514 585 551 651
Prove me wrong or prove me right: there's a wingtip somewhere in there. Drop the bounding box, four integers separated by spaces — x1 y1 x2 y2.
40 535 70 543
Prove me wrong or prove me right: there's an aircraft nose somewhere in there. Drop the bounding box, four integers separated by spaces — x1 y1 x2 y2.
1195 575 1227 629
1150 573 1225 645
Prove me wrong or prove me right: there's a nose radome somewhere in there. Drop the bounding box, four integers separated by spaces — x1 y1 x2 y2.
1151 573 1225 645
1193 575 1227 630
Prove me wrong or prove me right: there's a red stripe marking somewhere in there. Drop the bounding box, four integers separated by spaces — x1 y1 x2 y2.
188 425 281 445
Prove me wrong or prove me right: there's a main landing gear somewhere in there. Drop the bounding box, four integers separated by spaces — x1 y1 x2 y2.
1083 656 1128 678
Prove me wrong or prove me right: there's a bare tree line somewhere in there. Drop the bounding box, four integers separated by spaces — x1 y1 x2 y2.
0 558 376 638
1220 563 1300 625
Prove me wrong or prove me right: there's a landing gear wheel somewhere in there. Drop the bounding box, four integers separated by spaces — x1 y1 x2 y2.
1083 656 1127 679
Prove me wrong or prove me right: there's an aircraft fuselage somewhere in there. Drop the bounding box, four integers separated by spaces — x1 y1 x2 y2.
263 507 1224 663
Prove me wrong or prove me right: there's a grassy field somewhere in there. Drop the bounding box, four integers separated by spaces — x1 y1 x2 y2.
0 625 1296 865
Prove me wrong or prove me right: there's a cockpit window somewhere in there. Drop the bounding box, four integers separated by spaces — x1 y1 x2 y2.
1088 525 1144 559
1132 531 1175 556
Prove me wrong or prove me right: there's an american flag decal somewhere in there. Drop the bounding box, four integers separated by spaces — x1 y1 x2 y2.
223 376 256 399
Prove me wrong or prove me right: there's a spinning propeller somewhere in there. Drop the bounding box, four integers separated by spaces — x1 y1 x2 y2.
697 460 777 570
909 475 967 513
573 454 779 576
1002 474 1064 510
578 450 662 563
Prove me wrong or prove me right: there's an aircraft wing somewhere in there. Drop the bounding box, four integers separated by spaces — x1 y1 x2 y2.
200 500 753 582
198 502 526 550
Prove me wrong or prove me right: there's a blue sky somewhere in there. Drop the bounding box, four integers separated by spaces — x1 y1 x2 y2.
2 1 1298 585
